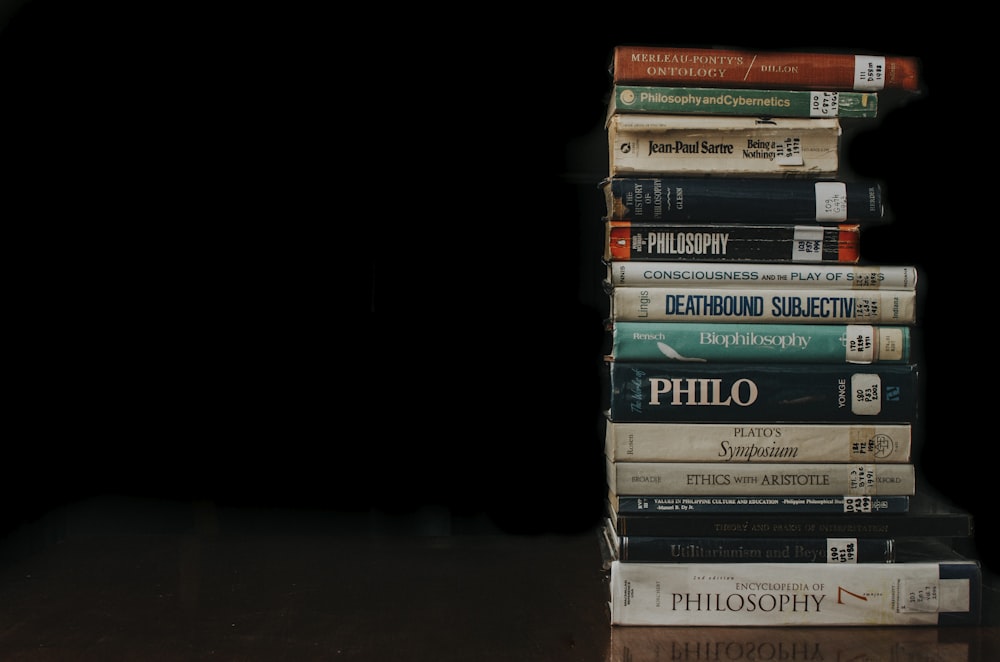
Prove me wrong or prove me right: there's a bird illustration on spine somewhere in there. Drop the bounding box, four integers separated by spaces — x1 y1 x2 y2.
656 341 707 362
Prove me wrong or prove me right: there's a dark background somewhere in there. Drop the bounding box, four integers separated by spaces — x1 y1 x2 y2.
2 3 990 569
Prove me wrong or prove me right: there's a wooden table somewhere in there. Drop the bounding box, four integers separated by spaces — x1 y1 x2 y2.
1 498 998 661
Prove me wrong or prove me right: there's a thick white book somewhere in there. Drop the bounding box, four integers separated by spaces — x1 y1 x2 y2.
607 115 841 177
608 460 915 497
605 261 918 290
609 559 981 626
605 420 912 463
610 286 916 324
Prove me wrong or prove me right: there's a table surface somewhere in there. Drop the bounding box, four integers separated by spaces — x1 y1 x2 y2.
1 497 998 661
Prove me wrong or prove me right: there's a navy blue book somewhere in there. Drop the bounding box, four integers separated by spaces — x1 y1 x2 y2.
602 177 886 224
613 534 895 563
613 494 910 515
608 498 974 540
605 361 919 423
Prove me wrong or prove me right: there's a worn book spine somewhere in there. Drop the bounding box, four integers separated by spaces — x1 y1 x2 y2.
612 494 910 515
609 321 910 364
611 46 921 92
605 222 861 263
616 535 894 563
607 115 841 177
609 85 879 118
605 361 920 423
605 261 917 290
601 177 884 223
608 460 915 496
609 287 916 323
609 560 981 626
604 419 912 463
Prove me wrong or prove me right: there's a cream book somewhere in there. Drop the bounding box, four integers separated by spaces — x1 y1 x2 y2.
610 558 981 626
608 115 841 178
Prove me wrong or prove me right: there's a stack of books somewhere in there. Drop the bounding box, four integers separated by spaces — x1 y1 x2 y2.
597 45 983 627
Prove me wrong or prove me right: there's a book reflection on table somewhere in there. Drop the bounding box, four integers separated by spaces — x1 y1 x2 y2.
610 625 969 662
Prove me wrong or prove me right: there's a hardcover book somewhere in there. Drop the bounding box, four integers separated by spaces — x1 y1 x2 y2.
605 261 917 290
607 114 841 178
604 419 912 463
601 176 885 223
607 490 975 539
605 486 974 549
604 221 861 263
611 494 911 515
608 84 879 119
610 46 921 92
607 460 916 497
609 287 916 324
612 534 895 564
604 361 920 423
608 321 910 364
609 557 981 626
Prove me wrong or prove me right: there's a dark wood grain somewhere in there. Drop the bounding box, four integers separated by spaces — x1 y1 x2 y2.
1 499 997 661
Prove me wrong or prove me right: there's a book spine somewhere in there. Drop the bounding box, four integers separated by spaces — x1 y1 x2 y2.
613 495 910 514
617 536 893 563
610 321 910 364
605 261 917 290
609 461 916 496
605 222 861 263
604 420 912 463
601 177 884 223
609 561 981 626
611 85 879 118
611 47 921 91
612 511 973 538
608 115 841 177
606 362 920 423
609 288 916 323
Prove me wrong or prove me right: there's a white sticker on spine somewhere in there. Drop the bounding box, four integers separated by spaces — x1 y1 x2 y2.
845 325 875 363
878 328 905 362
848 464 877 495
826 538 860 564
854 55 887 91
815 181 848 221
851 373 883 415
809 92 840 117
843 496 873 513
791 226 824 262
900 578 941 613
775 136 804 166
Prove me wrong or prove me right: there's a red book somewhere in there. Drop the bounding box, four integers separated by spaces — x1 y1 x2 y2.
612 45 920 91
604 221 862 263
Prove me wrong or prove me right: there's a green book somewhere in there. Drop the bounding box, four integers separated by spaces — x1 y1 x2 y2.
607 84 878 119
609 321 909 363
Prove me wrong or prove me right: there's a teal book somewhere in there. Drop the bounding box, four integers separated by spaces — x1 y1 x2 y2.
609 322 910 363
604 361 919 423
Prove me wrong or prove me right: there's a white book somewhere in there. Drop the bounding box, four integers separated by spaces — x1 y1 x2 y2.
610 286 916 324
608 460 915 497
607 115 841 177
606 261 918 290
610 559 981 626
604 421 912 463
